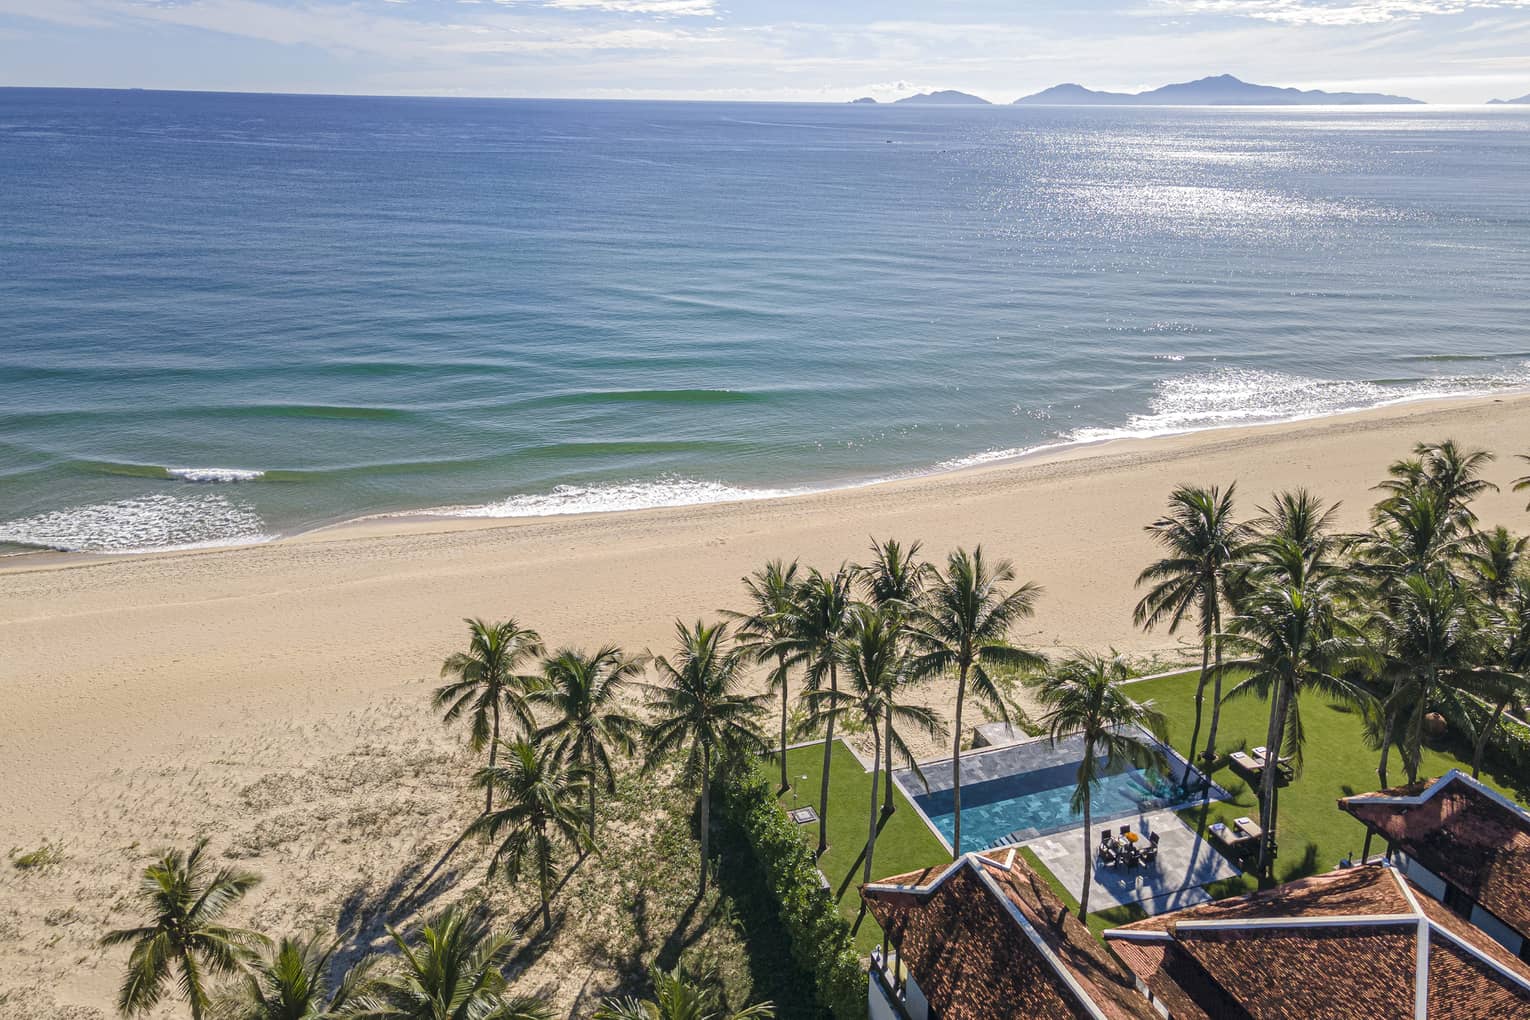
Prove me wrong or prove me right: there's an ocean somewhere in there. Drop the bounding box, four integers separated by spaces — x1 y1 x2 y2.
2 89 1528 554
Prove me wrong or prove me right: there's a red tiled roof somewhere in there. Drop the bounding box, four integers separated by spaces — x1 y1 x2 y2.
1104 866 1530 1020
1339 770 1530 936
861 849 1159 1020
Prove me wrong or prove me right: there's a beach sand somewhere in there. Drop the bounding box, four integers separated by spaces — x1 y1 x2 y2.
3 393 1529 1016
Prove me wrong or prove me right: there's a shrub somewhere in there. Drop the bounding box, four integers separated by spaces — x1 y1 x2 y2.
716 760 866 1020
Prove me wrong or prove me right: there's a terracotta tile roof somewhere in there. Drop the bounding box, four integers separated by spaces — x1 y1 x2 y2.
861 849 1160 1020
1339 769 1530 937
1104 865 1530 1020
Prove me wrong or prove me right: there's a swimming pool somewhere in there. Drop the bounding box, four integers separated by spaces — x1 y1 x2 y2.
899 735 1193 849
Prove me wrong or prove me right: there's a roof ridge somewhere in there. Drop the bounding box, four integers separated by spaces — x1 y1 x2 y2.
1342 770 1530 827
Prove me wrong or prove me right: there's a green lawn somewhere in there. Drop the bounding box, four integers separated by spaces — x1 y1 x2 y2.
777 741 950 955
1130 669 1524 885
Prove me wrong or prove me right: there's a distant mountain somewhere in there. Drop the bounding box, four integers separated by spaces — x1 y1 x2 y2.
1014 74 1422 106
1487 93 1530 105
894 90 990 106
849 96 878 104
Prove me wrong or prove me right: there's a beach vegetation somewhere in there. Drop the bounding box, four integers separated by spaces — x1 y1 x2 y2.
209 932 374 1020
9 841 65 871
531 645 646 843
643 620 769 897
435 618 545 814
1027 651 1167 914
100 837 266 1020
467 739 593 933
784 566 855 859
905 546 1045 858
592 963 775 1020
726 559 804 794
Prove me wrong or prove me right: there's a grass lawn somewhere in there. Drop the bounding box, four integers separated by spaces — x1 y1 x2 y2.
1129 669 1525 885
776 741 950 955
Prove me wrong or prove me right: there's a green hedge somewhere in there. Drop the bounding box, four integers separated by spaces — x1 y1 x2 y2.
1437 693 1530 796
717 760 867 1020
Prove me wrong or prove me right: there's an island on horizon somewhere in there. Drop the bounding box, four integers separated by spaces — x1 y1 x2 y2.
1012 73 1422 106
893 89 991 105
1488 93 1530 104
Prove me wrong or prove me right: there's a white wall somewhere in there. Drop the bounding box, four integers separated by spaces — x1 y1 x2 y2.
868 973 903 1020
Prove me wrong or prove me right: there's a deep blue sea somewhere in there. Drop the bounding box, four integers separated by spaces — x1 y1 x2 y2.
2 89 1528 554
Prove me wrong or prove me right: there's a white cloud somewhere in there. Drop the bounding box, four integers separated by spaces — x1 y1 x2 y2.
542 0 717 14
1154 0 1530 26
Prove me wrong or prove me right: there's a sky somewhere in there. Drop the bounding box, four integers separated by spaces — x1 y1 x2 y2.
2 0 1530 103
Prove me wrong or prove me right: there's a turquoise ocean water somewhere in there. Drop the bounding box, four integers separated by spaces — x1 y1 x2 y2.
2 89 1528 553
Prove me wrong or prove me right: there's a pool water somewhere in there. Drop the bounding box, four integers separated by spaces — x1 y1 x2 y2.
910 758 1185 849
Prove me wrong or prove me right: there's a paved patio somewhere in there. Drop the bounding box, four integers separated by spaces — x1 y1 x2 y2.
1023 807 1241 916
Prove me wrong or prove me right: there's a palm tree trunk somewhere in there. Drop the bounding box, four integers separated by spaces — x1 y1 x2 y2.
864 724 882 887
700 744 712 897
1202 599 1226 767
1473 699 1508 779
486 700 500 814
1256 680 1289 877
951 658 969 860
881 702 895 817
1377 695 1396 788
1079 791 1093 916
816 662 837 859
1404 668 1435 785
587 784 598 850
540 848 552 933
1185 635 1211 782
778 653 790 793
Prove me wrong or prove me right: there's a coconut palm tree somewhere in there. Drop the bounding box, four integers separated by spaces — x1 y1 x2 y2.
1465 526 1528 606
1370 571 1487 787
803 604 943 904
786 566 853 858
1365 486 1468 584
1028 652 1167 915
1377 439 1497 532
1220 577 1369 875
643 620 768 896
1135 484 1249 772
1466 577 1530 778
532 645 645 843
1515 454 1529 509
211 933 373 1020
346 906 551 1020
100 838 266 1020
435 618 544 814
907 547 1045 859
467 740 591 933
855 537 933 816
592 964 774 1020
725 559 803 793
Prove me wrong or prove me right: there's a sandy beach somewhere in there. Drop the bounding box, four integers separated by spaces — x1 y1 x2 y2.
4 392 1530 1016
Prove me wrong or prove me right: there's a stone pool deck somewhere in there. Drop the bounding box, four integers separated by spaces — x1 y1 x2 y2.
1023 807 1241 915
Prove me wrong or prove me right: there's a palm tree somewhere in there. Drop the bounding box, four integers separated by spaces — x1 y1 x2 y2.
211 933 373 1020
1135 484 1249 772
347 906 551 1020
787 566 853 858
467 740 591 933
1370 572 1485 787
1365 486 1468 583
855 537 933 816
1220 578 1368 875
592 964 774 1020
1377 439 1497 532
803 605 943 904
1465 526 1528 606
435 618 544 814
1515 454 1529 509
100 838 266 1020
643 620 768 896
1027 653 1167 915
1466 577 1530 778
907 547 1045 859
532 645 645 844
726 559 802 793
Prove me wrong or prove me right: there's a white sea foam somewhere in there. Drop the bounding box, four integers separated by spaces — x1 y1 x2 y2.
428 477 808 519
0 493 273 554
166 467 266 483
938 364 1530 472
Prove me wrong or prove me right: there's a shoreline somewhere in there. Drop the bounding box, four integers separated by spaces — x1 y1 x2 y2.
6 387 1529 574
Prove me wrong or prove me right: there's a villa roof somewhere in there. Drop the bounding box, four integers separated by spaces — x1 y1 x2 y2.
1339 769 1530 936
861 849 1159 1020
1104 865 1530 1019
